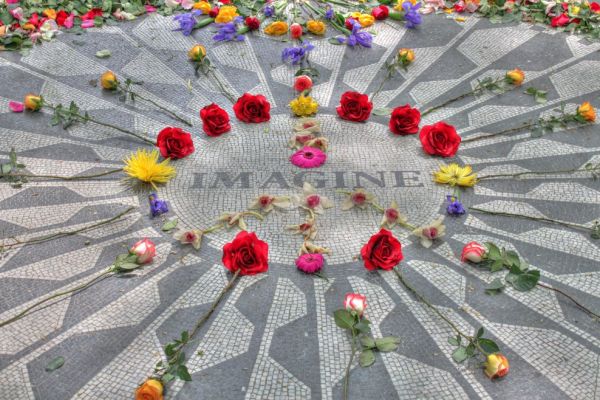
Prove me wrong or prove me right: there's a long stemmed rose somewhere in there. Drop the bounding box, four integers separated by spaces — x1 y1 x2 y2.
188 44 238 104
99 71 192 126
139 231 269 397
371 48 415 104
357 230 508 379
0 239 157 329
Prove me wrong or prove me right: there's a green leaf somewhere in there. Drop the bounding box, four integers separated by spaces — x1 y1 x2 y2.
477 338 500 354
333 309 355 330
163 373 175 382
45 356 65 372
1 164 12 174
359 349 376 367
162 218 179 232
476 327 484 338
504 251 521 268
181 330 189 342
117 262 140 271
485 243 501 261
375 336 400 352
354 320 371 334
452 347 468 363
485 278 505 295
360 336 376 349
447 336 460 346
508 269 540 292
95 49 111 58
328 37 343 45
490 259 505 273
177 365 192 381
372 108 393 116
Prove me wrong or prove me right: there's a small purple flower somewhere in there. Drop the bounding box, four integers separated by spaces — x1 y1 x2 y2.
446 195 465 216
213 17 245 41
174 11 201 36
325 6 334 20
282 41 315 65
263 5 274 17
339 21 372 48
149 193 169 217
403 2 422 28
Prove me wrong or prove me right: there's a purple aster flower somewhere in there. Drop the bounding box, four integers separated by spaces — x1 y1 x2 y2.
149 193 169 217
173 11 201 36
263 5 274 17
446 195 465 216
339 21 372 48
213 17 245 41
325 6 334 20
282 41 315 65
403 2 422 28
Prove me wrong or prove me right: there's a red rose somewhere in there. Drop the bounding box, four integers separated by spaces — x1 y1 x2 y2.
551 13 570 27
591 2 600 13
222 231 269 275
233 93 271 123
81 8 103 20
336 91 373 122
419 121 461 157
345 18 357 30
56 10 69 26
245 16 260 30
361 229 403 271
372 5 389 20
200 103 231 137
389 104 421 135
209 6 220 18
156 127 195 159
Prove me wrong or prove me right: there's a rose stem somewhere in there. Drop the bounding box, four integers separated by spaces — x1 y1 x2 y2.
343 329 357 400
0 168 123 181
469 207 591 232
118 84 192 127
536 283 600 320
477 165 598 181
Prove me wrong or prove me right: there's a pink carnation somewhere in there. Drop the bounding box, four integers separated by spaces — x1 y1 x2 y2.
290 146 326 169
296 253 324 274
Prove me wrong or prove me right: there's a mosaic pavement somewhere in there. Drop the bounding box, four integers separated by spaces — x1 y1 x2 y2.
1 12 600 400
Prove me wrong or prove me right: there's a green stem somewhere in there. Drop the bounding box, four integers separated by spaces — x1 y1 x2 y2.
343 330 357 400
0 268 115 328
0 168 122 181
118 84 192 127
477 165 597 181
203 67 238 104
461 122 535 143
536 282 600 320
469 207 591 231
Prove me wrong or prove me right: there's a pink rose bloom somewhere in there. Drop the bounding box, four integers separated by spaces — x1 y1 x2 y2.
294 75 313 92
290 23 303 39
296 253 324 274
130 238 156 264
9 102 24 113
145 5 157 13
81 19 95 29
290 146 326 168
344 293 367 316
63 13 75 29
9 7 24 20
460 241 487 263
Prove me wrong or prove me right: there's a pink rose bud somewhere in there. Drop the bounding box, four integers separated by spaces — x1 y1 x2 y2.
130 238 156 264
460 241 487 263
294 75 313 92
344 293 367 316
290 23 303 39
484 353 509 379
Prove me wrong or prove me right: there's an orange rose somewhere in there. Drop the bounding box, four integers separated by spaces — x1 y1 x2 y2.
398 48 415 63
306 20 326 35
135 379 163 400
505 68 525 86
188 44 206 61
264 21 288 36
23 94 43 111
100 70 119 90
577 101 596 122
43 9 57 19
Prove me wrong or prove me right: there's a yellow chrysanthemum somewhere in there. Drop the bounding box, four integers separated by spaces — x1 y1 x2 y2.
193 1 211 14
124 149 176 189
433 163 477 187
289 95 319 117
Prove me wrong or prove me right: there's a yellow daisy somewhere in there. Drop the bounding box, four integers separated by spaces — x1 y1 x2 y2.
289 95 319 117
433 163 477 187
123 149 176 189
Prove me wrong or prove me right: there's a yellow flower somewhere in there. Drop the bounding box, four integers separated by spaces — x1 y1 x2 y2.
577 101 596 122
358 14 375 27
43 9 57 19
505 68 525 86
264 21 288 36
571 5 581 14
193 1 211 14
188 44 206 61
398 48 415 63
215 5 238 23
484 354 510 379
433 163 477 187
395 0 419 10
124 149 176 189
24 94 43 111
100 70 119 90
307 20 326 35
289 95 319 117
135 379 163 400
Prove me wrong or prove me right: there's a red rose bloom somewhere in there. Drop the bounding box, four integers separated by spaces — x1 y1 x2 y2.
372 5 389 20
336 91 373 122
81 8 103 20
551 13 570 27
389 104 421 135
56 10 69 26
156 127 195 159
209 6 220 18
591 2 600 13
345 18 357 30
222 231 269 275
245 16 260 30
233 93 271 123
200 103 231 137
419 121 461 157
361 229 403 271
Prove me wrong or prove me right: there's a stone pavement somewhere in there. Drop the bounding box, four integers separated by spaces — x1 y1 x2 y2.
0 12 599 400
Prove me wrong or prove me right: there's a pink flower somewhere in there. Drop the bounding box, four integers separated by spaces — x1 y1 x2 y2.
290 146 326 168
296 253 324 274
461 242 487 263
344 293 367 316
81 19 95 29
9 102 24 113
6 0 21 4
9 7 23 20
129 238 156 264
294 75 313 92
63 13 75 29
145 5 158 13
290 23 303 39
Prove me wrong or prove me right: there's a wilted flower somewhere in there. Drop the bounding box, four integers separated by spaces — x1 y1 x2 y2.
433 163 477 187
287 218 317 240
148 193 169 217
484 353 509 379
294 118 321 133
217 212 248 230
344 293 367 316
288 132 315 149
248 195 291 213
129 238 156 264
296 253 324 274
299 241 331 255
446 195 465 216
305 137 329 152
412 217 445 248
341 188 375 210
380 200 408 229
460 241 487 263
293 182 333 214
174 229 203 249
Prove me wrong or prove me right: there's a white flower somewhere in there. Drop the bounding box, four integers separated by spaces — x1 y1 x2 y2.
217 212 247 230
341 188 375 210
293 118 321 133
380 200 408 229
174 229 203 250
412 217 446 248
248 194 291 213
292 182 333 215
